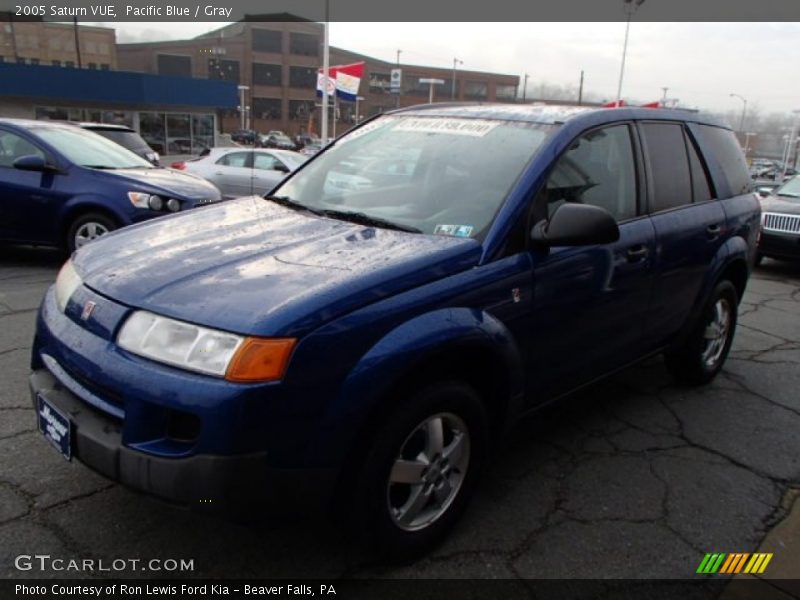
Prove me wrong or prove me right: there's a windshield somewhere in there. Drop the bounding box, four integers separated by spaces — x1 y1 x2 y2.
35 127 154 169
775 175 800 199
272 115 551 238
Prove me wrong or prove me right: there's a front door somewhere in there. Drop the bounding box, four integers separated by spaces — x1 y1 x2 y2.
524 123 657 404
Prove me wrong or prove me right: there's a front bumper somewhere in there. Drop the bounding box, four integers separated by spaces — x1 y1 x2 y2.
759 230 800 260
29 367 335 511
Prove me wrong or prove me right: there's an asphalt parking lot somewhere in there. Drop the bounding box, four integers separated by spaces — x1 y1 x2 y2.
1 245 799 583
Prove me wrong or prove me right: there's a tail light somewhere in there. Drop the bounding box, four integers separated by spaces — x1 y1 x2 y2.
171 161 186 170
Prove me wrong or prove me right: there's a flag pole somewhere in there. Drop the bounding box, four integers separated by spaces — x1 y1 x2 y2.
321 0 330 146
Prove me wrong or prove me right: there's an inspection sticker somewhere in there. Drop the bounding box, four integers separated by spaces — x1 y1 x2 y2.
434 224 474 237
394 118 499 137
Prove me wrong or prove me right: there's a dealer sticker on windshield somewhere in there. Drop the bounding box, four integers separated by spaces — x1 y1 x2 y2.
394 118 499 137
434 224 474 237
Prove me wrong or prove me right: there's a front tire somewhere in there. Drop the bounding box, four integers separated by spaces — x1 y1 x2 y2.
351 381 488 560
665 280 738 385
66 212 116 254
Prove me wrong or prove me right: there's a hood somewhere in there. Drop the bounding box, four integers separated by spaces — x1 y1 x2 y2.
760 195 800 215
92 167 221 202
74 197 481 337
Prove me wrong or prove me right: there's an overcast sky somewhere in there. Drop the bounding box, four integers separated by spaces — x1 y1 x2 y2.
106 21 800 116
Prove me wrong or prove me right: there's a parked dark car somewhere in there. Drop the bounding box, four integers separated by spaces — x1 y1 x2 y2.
230 129 258 145
258 132 296 150
0 119 222 252
30 104 759 558
77 123 160 166
757 174 800 263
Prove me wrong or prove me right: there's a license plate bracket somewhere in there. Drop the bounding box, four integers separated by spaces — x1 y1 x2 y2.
37 394 72 461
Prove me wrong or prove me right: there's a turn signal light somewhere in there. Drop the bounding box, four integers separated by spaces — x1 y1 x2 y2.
225 338 296 382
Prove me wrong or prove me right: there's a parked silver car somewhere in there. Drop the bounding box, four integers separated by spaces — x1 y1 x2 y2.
172 148 306 199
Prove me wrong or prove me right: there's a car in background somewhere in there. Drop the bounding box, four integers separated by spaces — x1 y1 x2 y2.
77 123 160 165
258 132 296 150
300 143 323 157
757 174 800 264
0 118 222 252
173 148 306 198
231 129 258 145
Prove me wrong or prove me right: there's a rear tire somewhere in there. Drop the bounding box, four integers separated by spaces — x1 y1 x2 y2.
349 381 488 560
665 280 738 386
66 212 116 254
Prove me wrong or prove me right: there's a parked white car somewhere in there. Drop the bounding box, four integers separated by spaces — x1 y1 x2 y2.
172 148 306 199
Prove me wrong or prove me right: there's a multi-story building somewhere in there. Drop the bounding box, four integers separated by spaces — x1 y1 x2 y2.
117 20 520 136
0 18 117 70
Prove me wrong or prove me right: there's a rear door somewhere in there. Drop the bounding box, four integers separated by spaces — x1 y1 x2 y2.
526 122 657 403
638 121 726 346
213 151 253 198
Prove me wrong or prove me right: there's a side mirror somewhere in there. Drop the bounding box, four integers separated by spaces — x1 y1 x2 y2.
756 187 772 198
273 163 289 173
531 203 620 246
13 154 51 172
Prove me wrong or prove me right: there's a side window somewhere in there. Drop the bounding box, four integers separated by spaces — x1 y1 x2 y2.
0 130 45 168
693 124 751 197
253 153 279 171
216 151 250 168
685 132 714 203
545 124 637 222
640 122 692 212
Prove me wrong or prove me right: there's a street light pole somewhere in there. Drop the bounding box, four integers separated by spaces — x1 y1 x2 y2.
321 0 330 145
730 93 747 132
452 58 463 100
522 73 529 102
615 0 645 107
781 110 800 179
237 85 249 131
355 96 364 125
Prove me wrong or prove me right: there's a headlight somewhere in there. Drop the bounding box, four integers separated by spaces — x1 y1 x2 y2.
117 311 296 382
54 260 82 313
128 192 165 210
166 198 181 212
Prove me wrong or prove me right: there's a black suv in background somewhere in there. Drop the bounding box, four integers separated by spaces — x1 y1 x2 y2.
77 123 160 165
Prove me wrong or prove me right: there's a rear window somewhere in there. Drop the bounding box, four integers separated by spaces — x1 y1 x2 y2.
640 122 692 212
693 125 751 197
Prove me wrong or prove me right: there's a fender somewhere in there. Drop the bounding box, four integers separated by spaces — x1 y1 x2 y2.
305 307 525 467
673 234 750 347
60 194 135 230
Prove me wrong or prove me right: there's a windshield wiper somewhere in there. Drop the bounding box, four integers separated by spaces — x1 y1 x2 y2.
319 209 422 233
264 195 323 215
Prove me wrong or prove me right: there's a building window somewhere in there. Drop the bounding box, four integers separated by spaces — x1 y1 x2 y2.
289 66 316 89
100 63 110 71
35 107 69 121
88 62 97 70
29 58 39 65
158 54 192 77
0 56 5 63
289 100 315 121
65 61 75 68
166 114 192 155
464 81 488 100
16 57 26 64
102 111 133 128
208 58 239 83
139 112 166 155
368 73 391 93
251 29 282 53
52 60 61 67
192 114 215 154
253 63 282 86
289 32 318 57
496 84 516 100
252 98 282 120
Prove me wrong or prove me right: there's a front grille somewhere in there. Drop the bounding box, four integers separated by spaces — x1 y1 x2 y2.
762 212 800 234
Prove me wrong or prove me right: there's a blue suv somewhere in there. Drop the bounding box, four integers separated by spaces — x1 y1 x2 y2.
0 119 221 253
30 104 759 558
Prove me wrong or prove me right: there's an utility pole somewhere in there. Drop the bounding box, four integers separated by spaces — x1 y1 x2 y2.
396 49 401 65
395 49 402 108
522 73 529 103
321 0 330 144
578 70 584 105
451 58 462 100
661 87 668 103
73 16 82 68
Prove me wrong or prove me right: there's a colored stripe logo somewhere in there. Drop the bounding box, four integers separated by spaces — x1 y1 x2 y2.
696 553 773 574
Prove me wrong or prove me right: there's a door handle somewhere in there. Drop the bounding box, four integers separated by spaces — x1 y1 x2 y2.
626 245 649 262
706 224 722 238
